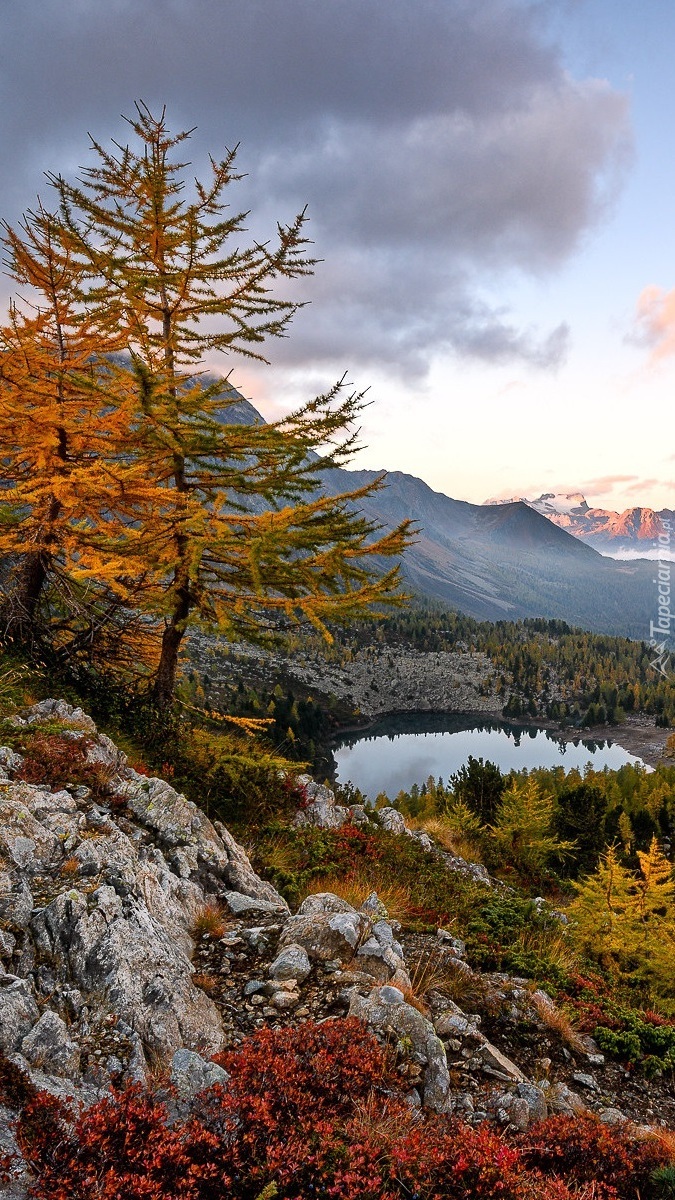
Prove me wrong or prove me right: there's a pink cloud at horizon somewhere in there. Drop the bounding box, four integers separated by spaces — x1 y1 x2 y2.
635 284 675 360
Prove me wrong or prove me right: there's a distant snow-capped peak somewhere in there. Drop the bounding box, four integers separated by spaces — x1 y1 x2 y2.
484 492 588 516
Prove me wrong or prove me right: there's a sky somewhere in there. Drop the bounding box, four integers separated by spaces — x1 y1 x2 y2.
1 0 674 513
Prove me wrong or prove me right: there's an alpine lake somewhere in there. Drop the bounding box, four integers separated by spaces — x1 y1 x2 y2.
332 712 648 802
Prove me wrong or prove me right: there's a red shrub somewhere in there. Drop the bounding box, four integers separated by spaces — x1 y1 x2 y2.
5 1021 671 1200
210 1017 391 1132
333 822 384 867
16 732 110 794
518 1114 669 1194
17 1086 218 1200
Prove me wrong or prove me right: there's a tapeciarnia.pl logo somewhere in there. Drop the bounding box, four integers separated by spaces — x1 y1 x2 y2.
649 519 673 678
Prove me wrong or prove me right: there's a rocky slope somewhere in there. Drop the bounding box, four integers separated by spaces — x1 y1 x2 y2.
191 632 500 720
0 701 672 1194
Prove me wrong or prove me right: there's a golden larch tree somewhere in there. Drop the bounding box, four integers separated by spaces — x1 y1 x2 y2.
0 203 150 661
48 104 411 706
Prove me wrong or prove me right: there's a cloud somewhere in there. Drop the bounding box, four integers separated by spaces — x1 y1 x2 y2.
633 285 675 360
625 477 660 493
0 0 631 378
580 474 640 496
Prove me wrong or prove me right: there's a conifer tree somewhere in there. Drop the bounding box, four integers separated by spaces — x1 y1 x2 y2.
47 104 411 706
568 844 634 968
0 203 146 657
570 839 675 996
489 777 574 875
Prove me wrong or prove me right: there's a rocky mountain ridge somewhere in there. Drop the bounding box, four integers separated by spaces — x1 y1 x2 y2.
486 492 675 557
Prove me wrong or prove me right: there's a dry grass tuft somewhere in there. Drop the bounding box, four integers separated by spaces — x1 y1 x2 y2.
351 1093 419 1144
303 865 416 926
530 989 588 1056
404 947 483 1013
59 856 80 877
192 903 227 940
407 815 483 864
516 925 581 979
259 834 298 876
631 1124 675 1159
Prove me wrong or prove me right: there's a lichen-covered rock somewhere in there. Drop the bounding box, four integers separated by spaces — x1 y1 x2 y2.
0 700 298 1082
278 909 366 963
31 883 224 1060
224 890 285 916
544 1080 589 1116
21 1010 81 1081
170 1048 229 1101
516 1081 548 1123
292 775 350 829
349 985 450 1112
0 974 39 1053
268 943 312 983
213 822 289 908
297 892 355 915
12 698 97 733
279 893 408 987
375 807 408 834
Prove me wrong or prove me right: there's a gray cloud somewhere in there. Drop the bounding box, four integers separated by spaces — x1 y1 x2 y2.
0 0 631 376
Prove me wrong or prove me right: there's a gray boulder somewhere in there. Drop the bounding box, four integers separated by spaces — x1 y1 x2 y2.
31 883 224 1061
18 699 97 733
0 975 39 1053
268 943 312 983
21 1010 81 1081
224 890 285 916
349 985 450 1112
278 910 366 963
297 893 355 915
376 807 408 835
293 776 350 829
170 1048 229 1100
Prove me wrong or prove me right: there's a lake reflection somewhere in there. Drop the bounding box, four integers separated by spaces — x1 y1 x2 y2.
333 713 647 801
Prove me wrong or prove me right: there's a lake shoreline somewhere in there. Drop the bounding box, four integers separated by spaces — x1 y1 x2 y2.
330 710 658 799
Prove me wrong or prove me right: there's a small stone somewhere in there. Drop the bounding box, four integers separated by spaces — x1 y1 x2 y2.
516 1082 548 1124
435 1013 481 1040
271 990 301 1011
243 980 266 996
436 930 466 958
476 1042 525 1082
572 1072 598 1092
378 985 404 1005
600 1108 628 1127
